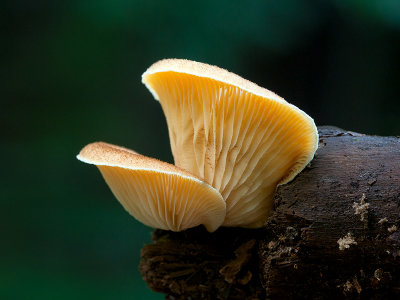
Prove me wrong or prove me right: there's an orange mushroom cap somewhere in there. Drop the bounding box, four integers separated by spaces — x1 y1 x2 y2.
77 142 226 232
142 59 318 228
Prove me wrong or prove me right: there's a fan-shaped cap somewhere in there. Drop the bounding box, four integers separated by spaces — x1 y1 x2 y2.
142 59 318 228
77 142 226 232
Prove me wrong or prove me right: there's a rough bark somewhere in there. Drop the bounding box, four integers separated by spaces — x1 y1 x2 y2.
139 126 400 299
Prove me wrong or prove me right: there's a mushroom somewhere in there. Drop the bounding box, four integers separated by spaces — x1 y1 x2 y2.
77 142 226 232
142 59 318 228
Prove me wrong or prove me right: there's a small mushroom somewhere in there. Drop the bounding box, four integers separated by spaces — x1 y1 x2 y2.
77 142 226 232
142 59 318 228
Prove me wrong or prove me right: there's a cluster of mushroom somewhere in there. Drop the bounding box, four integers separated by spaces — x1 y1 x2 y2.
77 59 318 232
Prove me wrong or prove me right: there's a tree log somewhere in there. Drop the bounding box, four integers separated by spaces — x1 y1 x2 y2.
139 127 400 299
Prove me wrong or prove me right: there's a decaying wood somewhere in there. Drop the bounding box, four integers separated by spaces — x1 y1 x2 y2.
139 126 400 299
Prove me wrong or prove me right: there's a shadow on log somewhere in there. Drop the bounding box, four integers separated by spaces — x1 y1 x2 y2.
139 127 400 299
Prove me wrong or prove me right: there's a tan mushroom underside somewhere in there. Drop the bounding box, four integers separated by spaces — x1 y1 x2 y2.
77 142 226 232
143 59 318 228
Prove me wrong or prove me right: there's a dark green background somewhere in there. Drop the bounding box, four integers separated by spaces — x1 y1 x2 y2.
2 1 400 299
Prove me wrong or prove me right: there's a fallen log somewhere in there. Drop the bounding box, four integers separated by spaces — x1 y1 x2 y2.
139 126 400 299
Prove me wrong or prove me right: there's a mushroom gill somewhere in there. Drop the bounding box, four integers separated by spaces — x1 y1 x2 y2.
77 142 226 232
142 59 318 228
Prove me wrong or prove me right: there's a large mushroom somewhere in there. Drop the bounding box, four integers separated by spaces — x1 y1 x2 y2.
142 59 318 228
77 142 226 232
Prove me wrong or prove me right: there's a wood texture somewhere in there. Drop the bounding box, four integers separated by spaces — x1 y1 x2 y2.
139 127 400 299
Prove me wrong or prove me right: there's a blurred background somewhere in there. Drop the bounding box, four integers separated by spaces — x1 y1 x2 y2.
2 0 400 299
